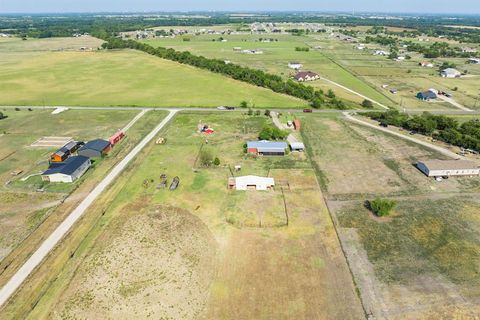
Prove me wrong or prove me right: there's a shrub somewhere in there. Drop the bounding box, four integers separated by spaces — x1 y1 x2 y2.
199 149 213 167
213 157 220 166
255 110 261 116
258 125 288 140
247 108 253 116
240 101 248 108
367 198 397 217
264 109 271 117
362 99 374 108
0 112 7 120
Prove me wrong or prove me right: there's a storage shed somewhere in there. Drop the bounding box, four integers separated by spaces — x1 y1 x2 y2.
50 141 83 163
228 175 275 191
417 160 480 177
293 119 301 130
109 131 125 146
42 156 91 183
247 140 288 156
78 139 111 158
290 142 305 152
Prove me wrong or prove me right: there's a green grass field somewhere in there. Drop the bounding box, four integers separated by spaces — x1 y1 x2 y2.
142 33 396 107
0 38 306 108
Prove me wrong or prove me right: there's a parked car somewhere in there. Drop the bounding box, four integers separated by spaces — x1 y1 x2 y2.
303 109 313 113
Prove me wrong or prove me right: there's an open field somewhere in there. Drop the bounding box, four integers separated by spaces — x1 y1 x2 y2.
0 108 167 265
0 37 305 108
13 112 364 319
301 113 480 319
142 33 395 108
0 36 104 52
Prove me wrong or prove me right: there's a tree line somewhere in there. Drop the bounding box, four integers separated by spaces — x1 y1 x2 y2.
365 110 480 151
100 36 346 109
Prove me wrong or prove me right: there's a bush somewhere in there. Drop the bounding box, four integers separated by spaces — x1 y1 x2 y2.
240 101 248 108
213 157 220 166
264 109 271 117
367 198 397 217
199 149 213 167
362 99 374 108
247 108 253 116
259 124 288 140
0 112 7 120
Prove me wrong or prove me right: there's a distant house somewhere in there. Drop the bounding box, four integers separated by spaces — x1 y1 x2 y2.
290 142 305 152
440 68 461 78
42 156 91 183
389 88 398 94
293 71 320 82
417 91 438 101
373 50 389 56
228 175 275 191
78 139 111 158
417 160 480 178
468 58 480 64
109 131 125 146
395 56 406 61
233 47 242 52
355 44 365 50
247 140 288 156
461 47 477 54
50 141 84 163
419 61 434 68
288 62 303 70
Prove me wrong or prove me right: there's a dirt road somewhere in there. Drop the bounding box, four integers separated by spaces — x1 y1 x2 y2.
437 95 473 112
0 110 177 307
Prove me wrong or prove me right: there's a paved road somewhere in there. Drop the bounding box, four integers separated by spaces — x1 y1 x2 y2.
437 95 473 112
343 112 466 160
0 110 178 307
320 77 390 110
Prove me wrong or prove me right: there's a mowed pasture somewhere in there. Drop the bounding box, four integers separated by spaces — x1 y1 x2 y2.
0 108 167 263
27 112 364 320
301 113 480 319
142 33 394 108
0 37 305 108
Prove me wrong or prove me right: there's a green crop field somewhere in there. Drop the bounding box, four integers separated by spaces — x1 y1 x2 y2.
0 37 306 108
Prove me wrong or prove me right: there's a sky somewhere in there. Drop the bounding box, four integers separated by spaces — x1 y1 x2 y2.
0 0 479 14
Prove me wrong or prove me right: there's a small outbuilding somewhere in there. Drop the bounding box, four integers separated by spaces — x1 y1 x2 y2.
290 142 305 152
417 160 480 178
247 140 288 156
417 91 437 101
109 131 125 146
50 141 84 163
228 175 275 191
42 156 91 183
293 119 301 130
78 139 111 158
440 68 461 78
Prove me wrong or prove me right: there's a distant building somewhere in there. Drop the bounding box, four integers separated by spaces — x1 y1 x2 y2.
50 141 84 163
468 58 480 64
78 139 111 158
373 50 389 56
290 142 305 152
228 175 275 191
288 62 303 70
109 131 125 146
293 119 301 130
247 140 288 156
417 160 480 178
42 156 91 183
416 91 438 101
293 71 320 82
461 47 477 54
440 68 461 78
419 61 434 68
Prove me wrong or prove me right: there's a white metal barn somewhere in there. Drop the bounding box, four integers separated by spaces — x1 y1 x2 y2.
417 160 480 177
230 175 275 191
42 156 91 183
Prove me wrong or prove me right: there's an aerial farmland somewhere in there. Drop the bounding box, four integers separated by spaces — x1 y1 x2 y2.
0 9 479 320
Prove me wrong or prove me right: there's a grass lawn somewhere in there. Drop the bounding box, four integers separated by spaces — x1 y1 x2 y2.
0 37 306 108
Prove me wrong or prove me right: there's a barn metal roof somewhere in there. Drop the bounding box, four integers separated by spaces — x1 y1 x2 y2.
247 140 288 150
418 160 479 171
43 156 90 176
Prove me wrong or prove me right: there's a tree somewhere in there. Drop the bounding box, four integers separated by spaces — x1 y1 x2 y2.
247 108 253 116
240 101 248 108
0 112 7 120
362 99 374 108
255 110 261 116
259 126 273 140
367 198 397 217
213 157 220 166
326 89 336 99
264 109 271 117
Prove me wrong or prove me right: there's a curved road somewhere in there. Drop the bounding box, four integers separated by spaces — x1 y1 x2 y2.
0 110 178 307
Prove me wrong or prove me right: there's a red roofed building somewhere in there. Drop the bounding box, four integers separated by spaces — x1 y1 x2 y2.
293 119 301 130
109 131 125 146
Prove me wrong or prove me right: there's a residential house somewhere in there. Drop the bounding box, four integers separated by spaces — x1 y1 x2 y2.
416 91 438 101
50 141 84 163
293 71 320 82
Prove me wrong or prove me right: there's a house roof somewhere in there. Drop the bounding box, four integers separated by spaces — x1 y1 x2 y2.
441 68 461 75
43 156 90 176
290 142 305 149
294 71 319 80
419 160 479 171
53 141 80 156
247 140 288 150
418 91 437 99
79 139 110 152
235 175 275 186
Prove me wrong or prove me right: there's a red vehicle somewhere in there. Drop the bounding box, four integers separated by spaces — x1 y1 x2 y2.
303 109 313 113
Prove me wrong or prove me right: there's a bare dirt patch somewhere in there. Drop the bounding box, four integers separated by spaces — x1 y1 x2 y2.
52 204 217 319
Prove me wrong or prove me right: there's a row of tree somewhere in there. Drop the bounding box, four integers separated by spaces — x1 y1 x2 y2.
365 110 480 151
100 36 346 109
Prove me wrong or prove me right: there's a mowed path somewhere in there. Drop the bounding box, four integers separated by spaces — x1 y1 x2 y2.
0 110 178 307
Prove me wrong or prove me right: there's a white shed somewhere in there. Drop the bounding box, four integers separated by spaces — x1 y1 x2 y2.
417 160 480 177
229 175 275 191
